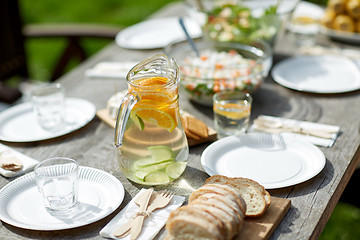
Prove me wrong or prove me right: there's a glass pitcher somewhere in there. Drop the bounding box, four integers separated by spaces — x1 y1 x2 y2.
114 54 189 185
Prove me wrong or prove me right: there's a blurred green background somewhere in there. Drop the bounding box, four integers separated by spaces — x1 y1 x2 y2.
18 0 360 239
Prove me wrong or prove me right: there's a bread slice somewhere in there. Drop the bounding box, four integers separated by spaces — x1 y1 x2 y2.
189 183 246 214
205 175 268 217
166 205 224 240
166 215 220 240
190 199 239 240
232 177 271 207
205 175 270 207
195 193 244 224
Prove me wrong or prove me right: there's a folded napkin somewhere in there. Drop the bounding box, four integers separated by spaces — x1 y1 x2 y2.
85 62 137 79
249 115 340 147
0 143 39 178
100 189 185 240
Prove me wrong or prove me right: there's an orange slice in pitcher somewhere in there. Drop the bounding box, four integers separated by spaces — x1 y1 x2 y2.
134 76 169 86
140 92 175 103
133 99 178 132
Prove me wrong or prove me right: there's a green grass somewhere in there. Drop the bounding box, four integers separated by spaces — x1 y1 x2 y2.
19 0 360 239
319 202 360 240
19 0 180 81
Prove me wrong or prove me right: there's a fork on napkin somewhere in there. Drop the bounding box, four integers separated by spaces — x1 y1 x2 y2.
100 189 185 240
250 115 340 147
0 143 39 177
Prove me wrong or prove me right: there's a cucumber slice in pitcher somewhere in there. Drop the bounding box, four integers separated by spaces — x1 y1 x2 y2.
165 162 187 179
132 157 174 170
134 161 173 180
144 171 171 184
148 146 175 162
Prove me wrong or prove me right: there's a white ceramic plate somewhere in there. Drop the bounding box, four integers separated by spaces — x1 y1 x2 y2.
115 17 202 49
0 166 124 230
0 98 96 142
201 133 326 189
271 55 360 93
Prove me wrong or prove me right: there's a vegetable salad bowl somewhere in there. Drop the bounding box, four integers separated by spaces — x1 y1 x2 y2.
185 0 299 47
165 39 272 106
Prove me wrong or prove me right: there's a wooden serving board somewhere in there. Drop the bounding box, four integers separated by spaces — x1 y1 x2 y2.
96 109 217 146
237 196 291 240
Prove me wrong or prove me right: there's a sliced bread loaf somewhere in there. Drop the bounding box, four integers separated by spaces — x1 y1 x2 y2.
189 183 246 214
205 175 268 217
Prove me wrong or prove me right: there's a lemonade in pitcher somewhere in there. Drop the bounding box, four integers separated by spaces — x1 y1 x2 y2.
114 54 189 185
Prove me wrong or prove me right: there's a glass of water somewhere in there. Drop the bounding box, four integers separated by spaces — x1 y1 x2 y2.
213 90 252 138
34 157 79 216
31 83 65 132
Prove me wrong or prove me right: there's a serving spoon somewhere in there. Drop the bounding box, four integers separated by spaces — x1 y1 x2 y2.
178 17 200 57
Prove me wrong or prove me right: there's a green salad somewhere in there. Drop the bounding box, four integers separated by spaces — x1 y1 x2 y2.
204 3 281 45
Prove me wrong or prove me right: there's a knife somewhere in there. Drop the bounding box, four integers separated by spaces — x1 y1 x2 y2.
130 188 154 240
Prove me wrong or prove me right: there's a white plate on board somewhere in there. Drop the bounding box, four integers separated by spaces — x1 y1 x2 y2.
0 98 96 142
271 55 360 93
0 166 124 231
115 17 202 49
201 133 326 189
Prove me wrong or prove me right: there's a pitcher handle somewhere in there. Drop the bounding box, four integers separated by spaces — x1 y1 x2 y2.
114 91 139 148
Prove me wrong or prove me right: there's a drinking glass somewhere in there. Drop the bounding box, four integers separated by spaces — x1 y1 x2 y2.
31 83 65 131
213 90 252 138
34 157 79 216
288 16 320 47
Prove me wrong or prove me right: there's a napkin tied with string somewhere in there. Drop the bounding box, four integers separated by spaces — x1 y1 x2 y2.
249 115 340 147
100 189 185 240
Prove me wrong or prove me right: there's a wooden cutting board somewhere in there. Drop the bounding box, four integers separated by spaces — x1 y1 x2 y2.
236 196 291 240
96 109 217 146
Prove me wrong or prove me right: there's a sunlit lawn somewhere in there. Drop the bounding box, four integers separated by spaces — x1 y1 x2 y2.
19 0 180 81
19 0 360 239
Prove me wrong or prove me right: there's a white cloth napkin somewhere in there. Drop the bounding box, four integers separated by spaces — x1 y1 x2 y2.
0 143 39 177
100 188 185 240
249 115 340 147
85 62 137 79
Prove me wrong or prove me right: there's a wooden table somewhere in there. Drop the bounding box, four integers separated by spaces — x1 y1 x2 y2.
1 2 360 240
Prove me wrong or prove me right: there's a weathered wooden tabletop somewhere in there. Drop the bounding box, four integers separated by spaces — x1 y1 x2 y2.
1 2 360 240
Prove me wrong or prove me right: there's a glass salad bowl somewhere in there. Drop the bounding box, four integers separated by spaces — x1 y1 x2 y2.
185 0 299 47
165 39 272 106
